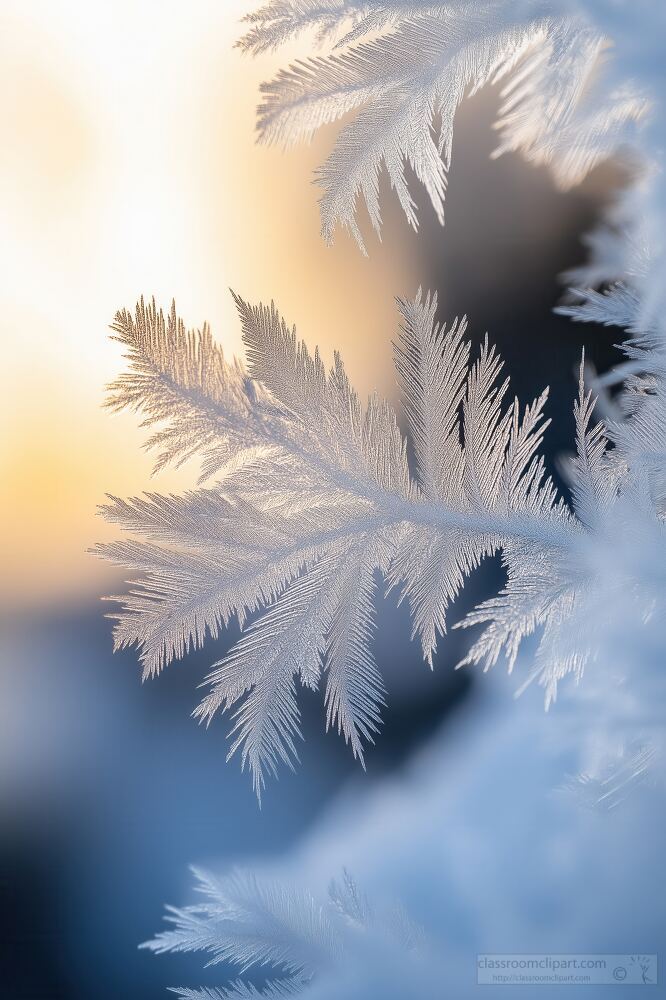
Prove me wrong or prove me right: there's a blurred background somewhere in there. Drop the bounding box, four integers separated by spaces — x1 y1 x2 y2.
0 3 637 998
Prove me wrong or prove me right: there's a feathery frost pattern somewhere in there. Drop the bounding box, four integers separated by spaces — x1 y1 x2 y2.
144 867 427 999
99 285 666 797
238 1 648 251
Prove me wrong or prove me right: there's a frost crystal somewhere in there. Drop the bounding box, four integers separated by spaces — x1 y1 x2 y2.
97 3 666 800
239 1 648 251
98 286 665 797
143 867 427 999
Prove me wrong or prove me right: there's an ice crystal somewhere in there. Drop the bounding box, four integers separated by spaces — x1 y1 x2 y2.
144 867 426 1000
98 284 666 796
239 1 648 251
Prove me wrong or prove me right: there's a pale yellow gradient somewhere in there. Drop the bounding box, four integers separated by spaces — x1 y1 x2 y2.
0 1 419 611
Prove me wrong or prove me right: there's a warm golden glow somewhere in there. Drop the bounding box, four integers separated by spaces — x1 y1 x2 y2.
0 1 419 611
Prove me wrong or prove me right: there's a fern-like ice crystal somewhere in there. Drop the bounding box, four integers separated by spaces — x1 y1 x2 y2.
97 285 665 796
238 1 649 252
144 867 426 999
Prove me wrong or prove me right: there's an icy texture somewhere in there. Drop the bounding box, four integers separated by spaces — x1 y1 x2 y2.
241 2 666 342
98 286 665 797
147 695 666 996
239 1 648 252
144 868 429 1000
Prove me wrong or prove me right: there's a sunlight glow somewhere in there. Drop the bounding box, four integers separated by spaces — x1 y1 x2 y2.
0 1 417 610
